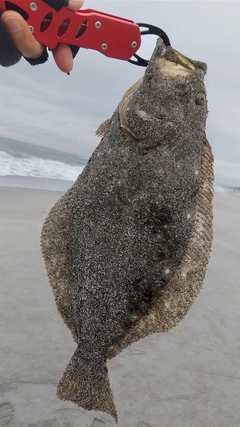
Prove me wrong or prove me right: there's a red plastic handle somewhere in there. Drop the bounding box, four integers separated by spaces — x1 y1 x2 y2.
0 0 141 60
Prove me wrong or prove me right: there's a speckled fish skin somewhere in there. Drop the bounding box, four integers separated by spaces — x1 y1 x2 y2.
41 38 214 421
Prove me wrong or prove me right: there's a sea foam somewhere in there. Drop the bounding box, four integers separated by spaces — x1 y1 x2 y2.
0 150 84 181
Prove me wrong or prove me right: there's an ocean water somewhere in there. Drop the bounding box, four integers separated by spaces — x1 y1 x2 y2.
0 137 87 182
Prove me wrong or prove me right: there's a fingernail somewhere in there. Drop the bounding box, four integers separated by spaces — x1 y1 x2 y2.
4 17 22 33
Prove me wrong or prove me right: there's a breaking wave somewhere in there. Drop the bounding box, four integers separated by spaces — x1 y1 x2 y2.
0 150 84 181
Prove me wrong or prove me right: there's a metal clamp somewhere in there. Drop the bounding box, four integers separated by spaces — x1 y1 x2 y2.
128 23 171 67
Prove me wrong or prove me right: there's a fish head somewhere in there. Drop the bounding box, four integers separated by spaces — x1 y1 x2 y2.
119 38 208 146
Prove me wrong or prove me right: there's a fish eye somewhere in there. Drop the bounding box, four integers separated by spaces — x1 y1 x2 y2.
195 93 206 105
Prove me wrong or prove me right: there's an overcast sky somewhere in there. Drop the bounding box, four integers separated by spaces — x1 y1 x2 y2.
0 1 239 186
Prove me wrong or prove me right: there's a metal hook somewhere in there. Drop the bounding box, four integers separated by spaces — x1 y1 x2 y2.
128 23 171 67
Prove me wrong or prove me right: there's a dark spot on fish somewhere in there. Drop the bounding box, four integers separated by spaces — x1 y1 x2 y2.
127 277 166 315
176 82 188 97
152 250 166 262
195 93 206 105
134 203 172 234
125 310 141 327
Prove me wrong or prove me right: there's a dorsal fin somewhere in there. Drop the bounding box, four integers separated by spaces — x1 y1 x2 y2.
96 119 112 138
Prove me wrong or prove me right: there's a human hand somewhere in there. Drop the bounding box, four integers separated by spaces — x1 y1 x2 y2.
0 0 84 72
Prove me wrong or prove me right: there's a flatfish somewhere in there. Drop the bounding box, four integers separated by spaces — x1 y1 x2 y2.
41 38 214 421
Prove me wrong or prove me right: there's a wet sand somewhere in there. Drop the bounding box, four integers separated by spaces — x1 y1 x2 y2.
0 186 239 427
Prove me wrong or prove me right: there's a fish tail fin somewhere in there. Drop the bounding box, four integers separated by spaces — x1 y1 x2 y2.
56 345 118 422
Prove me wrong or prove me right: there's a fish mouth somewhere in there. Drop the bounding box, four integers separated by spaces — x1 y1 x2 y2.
152 38 196 78
158 49 196 77
153 38 207 77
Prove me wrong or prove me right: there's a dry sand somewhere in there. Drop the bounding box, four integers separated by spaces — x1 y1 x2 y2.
0 186 239 427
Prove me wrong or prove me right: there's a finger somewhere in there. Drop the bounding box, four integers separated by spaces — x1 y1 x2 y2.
1 11 44 59
52 43 73 73
67 0 84 12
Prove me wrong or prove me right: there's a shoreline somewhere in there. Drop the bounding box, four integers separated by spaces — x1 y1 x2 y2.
0 175 74 192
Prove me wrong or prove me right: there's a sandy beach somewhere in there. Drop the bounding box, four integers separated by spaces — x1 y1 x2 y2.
0 185 239 427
